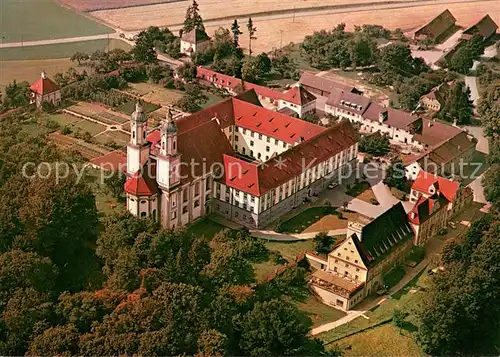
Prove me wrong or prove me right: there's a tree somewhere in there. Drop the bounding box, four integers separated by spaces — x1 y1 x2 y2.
133 31 157 64
241 57 261 83
28 324 80 356
3 80 29 109
437 82 474 125
392 309 406 334
197 329 228 356
384 158 410 192
417 220 500 356
104 171 126 199
256 52 272 76
271 50 297 79
70 51 89 66
231 19 243 49
183 0 205 33
176 84 208 112
483 164 500 210
358 133 390 156
235 299 330 356
213 27 233 58
313 232 335 253
246 18 257 56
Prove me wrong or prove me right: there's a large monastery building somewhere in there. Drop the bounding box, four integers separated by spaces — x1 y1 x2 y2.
124 90 359 229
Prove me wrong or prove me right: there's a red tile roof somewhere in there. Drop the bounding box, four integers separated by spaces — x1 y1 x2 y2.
30 75 60 95
280 86 316 106
223 155 260 196
411 170 459 202
196 66 284 101
408 194 448 225
222 119 358 196
233 98 325 144
124 164 159 196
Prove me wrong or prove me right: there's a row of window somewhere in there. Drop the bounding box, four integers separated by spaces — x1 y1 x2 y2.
238 127 286 148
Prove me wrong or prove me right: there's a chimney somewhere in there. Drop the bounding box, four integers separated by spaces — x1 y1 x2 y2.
428 121 433 127
452 119 458 127
41 71 47 79
378 110 388 123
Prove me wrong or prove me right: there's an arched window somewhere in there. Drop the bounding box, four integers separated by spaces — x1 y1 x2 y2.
143 131 146 139
152 209 157 221
173 140 176 150
140 212 147 217
133 131 136 139
162 142 165 150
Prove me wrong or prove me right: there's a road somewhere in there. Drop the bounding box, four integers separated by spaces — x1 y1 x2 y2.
465 75 479 107
0 33 120 49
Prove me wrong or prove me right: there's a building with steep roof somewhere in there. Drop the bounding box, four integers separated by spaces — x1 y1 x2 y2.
299 72 362 97
278 85 317 118
413 9 457 41
124 90 359 228
420 83 450 111
309 203 414 311
180 28 210 57
461 14 498 41
29 71 61 108
325 89 422 145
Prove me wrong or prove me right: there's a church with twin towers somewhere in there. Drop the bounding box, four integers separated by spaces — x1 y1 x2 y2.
124 90 359 229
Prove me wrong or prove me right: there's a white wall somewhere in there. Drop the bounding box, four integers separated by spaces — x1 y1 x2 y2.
233 126 290 161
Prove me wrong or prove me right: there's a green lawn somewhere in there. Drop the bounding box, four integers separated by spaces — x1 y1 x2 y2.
265 240 315 262
334 323 423 356
297 295 346 327
0 39 131 61
0 0 113 43
319 270 430 344
116 99 160 115
50 113 106 136
277 206 337 233
185 218 226 240
345 180 371 197
200 90 226 110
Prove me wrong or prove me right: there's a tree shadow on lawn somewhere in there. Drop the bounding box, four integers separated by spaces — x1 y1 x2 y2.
401 321 418 333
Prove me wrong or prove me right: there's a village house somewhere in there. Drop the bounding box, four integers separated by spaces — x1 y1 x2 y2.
29 72 61 108
420 82 450 111
180 28 210 57
124 89 359 229
324 89 422 146
403 126 476 180
309 203 414 311
408 171 473 245
196 67 316 118
413 9 457 41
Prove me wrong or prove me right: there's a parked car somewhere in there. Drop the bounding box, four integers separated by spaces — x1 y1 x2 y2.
328 183 339 189
448 221 456 229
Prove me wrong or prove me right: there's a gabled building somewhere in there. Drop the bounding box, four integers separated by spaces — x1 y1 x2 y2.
29 72 61 108
124 90 359 229
420 82 450 111
299 71 362 97
413 9 457 41
325 89 422 145
180 28 210 57
309 203 414 311
277 85 316 118
460 14 498 41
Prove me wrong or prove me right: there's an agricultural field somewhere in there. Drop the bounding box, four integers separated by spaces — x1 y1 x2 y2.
126 82 184 106
94 131 130 147
116 99 160 115
0 39 132 61
90 0 499 53
0 58 75 91
58 0 183 12
68 102 130 124
0 0 113 43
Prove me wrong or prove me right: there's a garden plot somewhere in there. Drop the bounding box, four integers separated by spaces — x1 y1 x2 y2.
126 82 184 107
94 131 130 146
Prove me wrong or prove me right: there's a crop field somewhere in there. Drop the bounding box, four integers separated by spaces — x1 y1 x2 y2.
94 131 130 146
0 0 113 43
126 82 184 106
0 58 75 91
91 0 499 53
57 0 184 12
0 39 132 61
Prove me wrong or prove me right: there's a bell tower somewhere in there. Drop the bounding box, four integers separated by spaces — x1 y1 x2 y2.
127 101 150 175
156 109 182 190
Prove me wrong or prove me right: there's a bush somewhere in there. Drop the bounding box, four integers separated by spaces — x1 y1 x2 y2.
61 126 72 135
44 119 60 131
